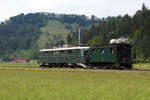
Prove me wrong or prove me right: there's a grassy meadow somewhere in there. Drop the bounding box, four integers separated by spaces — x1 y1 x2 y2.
0 60 39 67
133 63 150 70
0 68 150 100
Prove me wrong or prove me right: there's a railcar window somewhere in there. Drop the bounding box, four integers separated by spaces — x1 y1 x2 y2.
42 52 44 55
45 51 49 55
60 50 64 54
48 51 51 54
56 51 59 55
68 50 72 53
52 51 55 55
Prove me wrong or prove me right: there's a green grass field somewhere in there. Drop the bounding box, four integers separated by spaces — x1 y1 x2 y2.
0 68 150 100
0 60 39 67
133 63 150 70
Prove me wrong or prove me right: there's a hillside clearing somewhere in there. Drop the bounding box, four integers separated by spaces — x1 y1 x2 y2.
37 20 70 49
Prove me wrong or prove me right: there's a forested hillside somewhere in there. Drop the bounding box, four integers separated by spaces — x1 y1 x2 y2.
84 4 150 62
0 13 99 60
0 4 150 61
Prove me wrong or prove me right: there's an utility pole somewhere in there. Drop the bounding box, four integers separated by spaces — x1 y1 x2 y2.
78 28 80 47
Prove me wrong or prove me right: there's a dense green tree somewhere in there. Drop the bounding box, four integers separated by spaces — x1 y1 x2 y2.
0 12 99 59
142 3 147 11
88 35 104 46
1 5 150 61
84 4 150 60
67 34 73 45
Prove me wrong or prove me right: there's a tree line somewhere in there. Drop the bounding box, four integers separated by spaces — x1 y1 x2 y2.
82 4 150 62
0 13 99 61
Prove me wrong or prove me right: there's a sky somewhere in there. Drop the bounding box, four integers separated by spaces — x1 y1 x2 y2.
0 0 150 21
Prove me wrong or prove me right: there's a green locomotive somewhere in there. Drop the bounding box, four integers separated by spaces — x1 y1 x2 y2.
39 44 133 69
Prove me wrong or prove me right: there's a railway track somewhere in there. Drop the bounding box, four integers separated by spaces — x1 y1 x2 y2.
0 66 150 72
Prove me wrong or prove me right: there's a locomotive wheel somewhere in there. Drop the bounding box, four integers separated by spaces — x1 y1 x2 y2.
40 63 47 68
121 64 132 70
126 64 132 70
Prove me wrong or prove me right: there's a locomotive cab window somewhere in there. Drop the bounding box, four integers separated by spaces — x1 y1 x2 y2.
93 49 95 54
101 49 104 54
110 48 114 54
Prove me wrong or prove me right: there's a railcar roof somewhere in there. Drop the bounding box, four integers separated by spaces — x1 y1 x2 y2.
40 47 90 52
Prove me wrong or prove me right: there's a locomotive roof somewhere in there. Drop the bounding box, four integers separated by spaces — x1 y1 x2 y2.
40 47 90 52
92 44 130 48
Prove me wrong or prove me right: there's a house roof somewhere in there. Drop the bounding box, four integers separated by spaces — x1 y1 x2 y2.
13 58 29 60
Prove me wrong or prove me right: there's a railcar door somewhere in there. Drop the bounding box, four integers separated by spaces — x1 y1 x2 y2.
83 49 90 62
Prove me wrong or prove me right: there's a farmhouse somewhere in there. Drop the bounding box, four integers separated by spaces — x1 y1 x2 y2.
11 58 29 63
